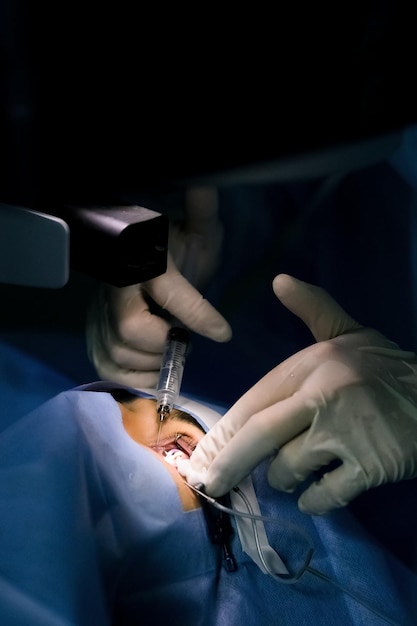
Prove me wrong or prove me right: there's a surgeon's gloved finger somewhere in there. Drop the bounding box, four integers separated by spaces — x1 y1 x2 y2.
108 284 171 352
143 255 232 342
92 355 160 389
188 380 290 476
192 358 317 475
104 342 162 372
176 458 207 487
273 274 362 342
267 433 338 492
297 463 367 515
188 351 318 475
200 396 313 497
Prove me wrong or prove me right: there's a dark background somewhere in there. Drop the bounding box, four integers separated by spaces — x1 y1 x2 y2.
1 0 417 576
1 1 417 403
1 1 416 206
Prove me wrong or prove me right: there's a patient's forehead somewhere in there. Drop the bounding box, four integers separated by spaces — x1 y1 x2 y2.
109 389 210 432
116 394 202 425
115 395 205 446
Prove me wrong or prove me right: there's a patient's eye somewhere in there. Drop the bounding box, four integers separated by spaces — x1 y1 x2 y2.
168 434 197 456
151 433 197 458
174 434 197 455
162 435 198 467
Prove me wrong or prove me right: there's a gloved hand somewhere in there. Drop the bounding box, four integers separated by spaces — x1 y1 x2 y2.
86 187 232 388
179 274 417 515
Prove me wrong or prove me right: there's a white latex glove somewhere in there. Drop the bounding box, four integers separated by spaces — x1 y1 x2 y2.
86 187 231 388
180 274 417 515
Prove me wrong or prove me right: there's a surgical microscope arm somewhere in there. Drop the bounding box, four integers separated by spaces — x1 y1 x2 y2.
0 202 169 288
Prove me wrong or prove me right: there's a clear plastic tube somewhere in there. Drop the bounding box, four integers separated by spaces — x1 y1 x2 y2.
184 482 402 625
156 326 190 417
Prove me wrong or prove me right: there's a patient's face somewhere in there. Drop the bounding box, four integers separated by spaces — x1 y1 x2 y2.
116 396 205 511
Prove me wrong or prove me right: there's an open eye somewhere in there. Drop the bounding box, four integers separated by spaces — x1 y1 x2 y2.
151 434 197 457
162 434 199 467
174 434 197 456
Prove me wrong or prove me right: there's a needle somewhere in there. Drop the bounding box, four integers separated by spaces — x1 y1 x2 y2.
156 420 162 448
155 407 168 449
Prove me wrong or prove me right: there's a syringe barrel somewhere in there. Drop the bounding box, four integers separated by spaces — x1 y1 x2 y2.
156 326 190 411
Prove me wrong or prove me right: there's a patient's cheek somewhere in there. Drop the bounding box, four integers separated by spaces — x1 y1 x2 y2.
146 447 201 512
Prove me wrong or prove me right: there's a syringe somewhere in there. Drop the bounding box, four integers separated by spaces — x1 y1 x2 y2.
156 325 190 420
156 230 201 421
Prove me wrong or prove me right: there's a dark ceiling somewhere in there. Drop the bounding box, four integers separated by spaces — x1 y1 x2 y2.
1 1 416 209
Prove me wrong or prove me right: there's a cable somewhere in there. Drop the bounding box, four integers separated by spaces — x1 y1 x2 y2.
305 567 401 626
232 485 313 584
186 482 404 625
